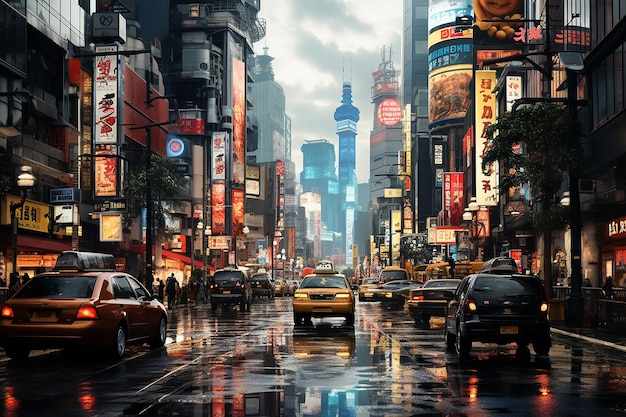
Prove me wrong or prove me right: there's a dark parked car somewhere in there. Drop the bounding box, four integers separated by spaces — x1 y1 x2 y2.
407 278 462 324
209 266 252 312
368 280 422 309
0 251 167 360
444 273 551 358
251 272 275 299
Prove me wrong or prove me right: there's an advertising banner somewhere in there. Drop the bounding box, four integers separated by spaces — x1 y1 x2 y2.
211 182 226 235
212 132 227 181
474 70 499 206
232 57 246 186
94 144 118 197
94 46 119 144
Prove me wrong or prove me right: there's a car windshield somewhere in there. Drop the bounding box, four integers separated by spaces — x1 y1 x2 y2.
300 276 347 289
424 279 461 288
474 276 542 296
14 276 97 299
381 270 407 281
252 275 269 282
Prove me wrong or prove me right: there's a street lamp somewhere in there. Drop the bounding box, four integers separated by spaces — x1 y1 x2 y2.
203 224 211 282
10 165 36 280
242 225 250 263
191 219 203 278
462 197 482 260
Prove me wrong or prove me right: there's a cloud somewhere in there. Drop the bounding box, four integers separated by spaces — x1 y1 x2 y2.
256 1 402 183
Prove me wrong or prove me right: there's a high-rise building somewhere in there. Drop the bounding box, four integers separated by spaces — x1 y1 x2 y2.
369 48 404 265
402 0 433 231
334 82 359 267
300 139 340 258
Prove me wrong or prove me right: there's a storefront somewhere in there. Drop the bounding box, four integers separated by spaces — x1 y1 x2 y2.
601 215 626 287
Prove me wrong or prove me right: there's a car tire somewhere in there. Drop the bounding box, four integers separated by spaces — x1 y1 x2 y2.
4 344 30 360
455 324 471 356
211 302 218 312
294 313 302 326
112 325 127 359
149 316 167 349
345 314 355 327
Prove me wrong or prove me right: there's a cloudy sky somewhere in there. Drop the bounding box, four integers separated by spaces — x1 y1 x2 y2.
255 1 403 183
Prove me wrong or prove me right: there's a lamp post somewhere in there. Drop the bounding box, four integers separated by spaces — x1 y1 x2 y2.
279 249 286 279
191 220 203 278
242 225 250 263
10 166 36 279
462 197 481 260
203 225 211 282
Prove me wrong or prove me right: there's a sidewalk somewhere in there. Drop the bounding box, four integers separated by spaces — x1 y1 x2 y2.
551 323 626 353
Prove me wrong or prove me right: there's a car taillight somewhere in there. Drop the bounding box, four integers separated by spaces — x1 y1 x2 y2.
413 295 424 301
76 305 99 320
1 305 14 318
463 299 477 313
540 301 549 314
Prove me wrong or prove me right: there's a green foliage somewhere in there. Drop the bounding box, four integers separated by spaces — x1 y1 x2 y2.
122 153 186 240
482 102 583 230
400 233 433 265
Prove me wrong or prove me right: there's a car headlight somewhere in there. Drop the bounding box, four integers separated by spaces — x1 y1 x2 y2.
335 293 351 299
294 293 308 299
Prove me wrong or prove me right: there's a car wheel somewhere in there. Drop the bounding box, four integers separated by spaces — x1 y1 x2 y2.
211 302 218 312
4 344 30 360
345 313 355 327
455 324 471 356
112 325 127 359
149 316 167 349
294 313 302 326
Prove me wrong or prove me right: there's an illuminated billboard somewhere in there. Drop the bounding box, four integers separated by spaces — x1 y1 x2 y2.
474 70 499 206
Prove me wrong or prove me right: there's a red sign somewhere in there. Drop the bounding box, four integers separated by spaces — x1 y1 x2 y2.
377 98 401 126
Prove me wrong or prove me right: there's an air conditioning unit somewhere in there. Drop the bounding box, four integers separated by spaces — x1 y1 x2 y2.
579 179 596 193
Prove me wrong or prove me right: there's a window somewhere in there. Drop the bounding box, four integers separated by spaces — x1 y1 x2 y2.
113 276 135 299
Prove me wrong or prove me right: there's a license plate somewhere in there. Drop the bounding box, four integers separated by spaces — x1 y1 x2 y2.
312 307 332 313
500 325 518 334
223 290 231 295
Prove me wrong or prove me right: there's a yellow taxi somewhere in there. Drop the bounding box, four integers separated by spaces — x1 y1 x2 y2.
293 261 355 327
0 251 168 360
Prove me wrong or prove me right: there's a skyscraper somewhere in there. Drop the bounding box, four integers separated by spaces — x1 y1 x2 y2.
334 82 360 267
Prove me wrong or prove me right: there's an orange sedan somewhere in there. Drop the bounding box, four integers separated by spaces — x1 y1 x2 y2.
0 251 168 360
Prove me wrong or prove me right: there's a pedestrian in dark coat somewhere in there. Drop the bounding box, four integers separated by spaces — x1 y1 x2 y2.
166 273 177 309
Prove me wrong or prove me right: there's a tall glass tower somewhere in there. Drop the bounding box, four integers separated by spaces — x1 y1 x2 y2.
334 82 360 267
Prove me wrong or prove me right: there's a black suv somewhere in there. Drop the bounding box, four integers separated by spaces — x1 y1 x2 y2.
209 266 252 312
251 272 275 299
444 273 551 358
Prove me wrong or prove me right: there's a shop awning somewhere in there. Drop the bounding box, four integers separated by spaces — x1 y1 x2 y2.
129 245 215 271
18 235 72 253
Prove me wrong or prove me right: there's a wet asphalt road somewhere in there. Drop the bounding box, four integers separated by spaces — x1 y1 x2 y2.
1 296 626 416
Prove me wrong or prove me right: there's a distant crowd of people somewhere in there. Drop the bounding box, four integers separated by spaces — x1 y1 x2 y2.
158 273 207 310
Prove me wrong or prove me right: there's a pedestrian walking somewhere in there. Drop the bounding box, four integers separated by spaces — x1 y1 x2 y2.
166 273 177 309
196 278 206 304
157 278 165 301
603 276 614 299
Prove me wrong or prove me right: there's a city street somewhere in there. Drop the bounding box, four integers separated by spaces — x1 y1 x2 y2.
1 297 626 416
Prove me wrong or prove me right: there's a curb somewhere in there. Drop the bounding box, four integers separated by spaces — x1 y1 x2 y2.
551 327 626 353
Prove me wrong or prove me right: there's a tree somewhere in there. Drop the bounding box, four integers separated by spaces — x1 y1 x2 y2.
482 102 583 296
122 153 187 245
400 233 433 265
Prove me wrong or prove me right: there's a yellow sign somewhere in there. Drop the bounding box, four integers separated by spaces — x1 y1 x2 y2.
3 196 52 233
